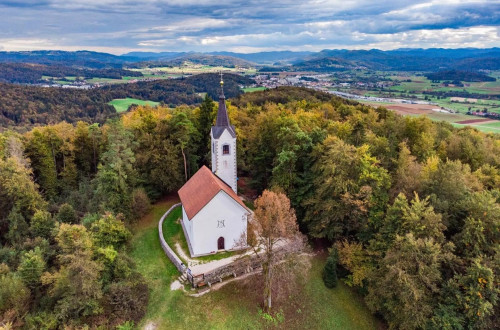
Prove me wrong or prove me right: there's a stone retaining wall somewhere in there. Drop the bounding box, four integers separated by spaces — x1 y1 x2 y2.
189 238 303 288
158 203 186 273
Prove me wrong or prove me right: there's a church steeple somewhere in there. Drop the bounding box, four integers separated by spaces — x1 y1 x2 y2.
211 72 237 193
212 72 236 138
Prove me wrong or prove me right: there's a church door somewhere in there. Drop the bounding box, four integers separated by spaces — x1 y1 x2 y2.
217 237 225 250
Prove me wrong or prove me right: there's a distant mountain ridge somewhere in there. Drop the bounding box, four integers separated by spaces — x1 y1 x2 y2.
296 48 500 71
0 48 499 71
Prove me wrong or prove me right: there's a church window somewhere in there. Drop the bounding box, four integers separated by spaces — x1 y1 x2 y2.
223 144 230 155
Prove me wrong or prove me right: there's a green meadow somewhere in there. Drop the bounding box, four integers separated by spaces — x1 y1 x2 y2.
130 198 385 329
243 86 267 93
108 98 160 113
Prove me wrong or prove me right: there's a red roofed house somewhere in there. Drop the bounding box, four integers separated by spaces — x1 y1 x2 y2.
178 76 250 257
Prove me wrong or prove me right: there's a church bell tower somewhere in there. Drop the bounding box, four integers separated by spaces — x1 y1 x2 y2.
211 73 237 193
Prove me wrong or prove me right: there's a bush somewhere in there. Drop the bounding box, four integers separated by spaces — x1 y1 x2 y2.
322 247 338 288
131 188 151 221
104 279 148 325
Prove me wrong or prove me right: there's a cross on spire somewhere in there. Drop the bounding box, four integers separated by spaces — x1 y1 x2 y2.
219 71 224 96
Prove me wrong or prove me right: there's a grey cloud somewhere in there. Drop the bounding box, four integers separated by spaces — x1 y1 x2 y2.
0 0 499 53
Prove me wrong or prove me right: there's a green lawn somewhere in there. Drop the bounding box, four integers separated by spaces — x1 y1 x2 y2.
243 87 267 93
108 98 160 113
130 197 385 329
162 205 241 263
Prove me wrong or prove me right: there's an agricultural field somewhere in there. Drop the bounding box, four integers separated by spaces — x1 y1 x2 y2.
130 197 385 329
362 101 500 133
132 63 257 76
108 98 160 113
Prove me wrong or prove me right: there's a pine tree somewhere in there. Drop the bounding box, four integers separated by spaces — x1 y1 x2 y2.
323 248 338 288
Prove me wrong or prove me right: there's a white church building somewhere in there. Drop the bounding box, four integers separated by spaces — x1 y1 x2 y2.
178 77 251 257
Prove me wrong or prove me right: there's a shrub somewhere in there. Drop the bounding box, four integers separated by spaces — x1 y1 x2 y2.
131 188 151 221
322 247 339 288
104 279 148 324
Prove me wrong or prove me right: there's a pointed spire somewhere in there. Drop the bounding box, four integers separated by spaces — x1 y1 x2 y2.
215 72 230 127
212 71 236 138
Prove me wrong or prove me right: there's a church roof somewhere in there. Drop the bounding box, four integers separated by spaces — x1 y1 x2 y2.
212 78 236 138
178 165 249 220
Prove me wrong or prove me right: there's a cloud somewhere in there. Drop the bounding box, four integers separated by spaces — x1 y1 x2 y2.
0 0 499 53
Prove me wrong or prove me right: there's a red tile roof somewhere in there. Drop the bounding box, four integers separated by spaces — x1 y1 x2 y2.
178 165 249 220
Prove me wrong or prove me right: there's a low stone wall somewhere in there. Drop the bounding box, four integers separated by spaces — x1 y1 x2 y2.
158 203 186 273
189 239 303 288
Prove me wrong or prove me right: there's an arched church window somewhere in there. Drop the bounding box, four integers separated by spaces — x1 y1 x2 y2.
223 144 230 155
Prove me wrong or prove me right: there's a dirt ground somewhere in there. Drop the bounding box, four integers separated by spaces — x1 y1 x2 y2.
383 103 439 115
455 118 499 124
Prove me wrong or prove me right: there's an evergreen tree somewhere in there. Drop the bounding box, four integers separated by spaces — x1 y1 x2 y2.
57 203 78 224
18 247 46 289
196 94 216 166
94 122 137 218
322 247 338 288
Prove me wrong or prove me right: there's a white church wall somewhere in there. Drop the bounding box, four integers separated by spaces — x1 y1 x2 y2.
182 206 192 241
210 134 218 174
211 129 237 193
190 190 247 256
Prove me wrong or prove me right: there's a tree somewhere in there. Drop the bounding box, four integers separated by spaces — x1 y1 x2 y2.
170 111 200 181
0 272 30 324
57 203 78 224
448 259 498 329
303 137 390 241
5 206 29 246
0 153 46 243
24 128 60 200
391 142 422 199
366 234 452 330
251 190 302 310
91 213 131 250
18 247 46 289
130 188 151 221
44 224 103 321
196 94 216 166
30 210 56 240
43 249 104 321
93 122 137 217
322 247 338 288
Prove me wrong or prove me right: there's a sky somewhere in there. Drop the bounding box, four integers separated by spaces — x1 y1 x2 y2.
0 0 499 54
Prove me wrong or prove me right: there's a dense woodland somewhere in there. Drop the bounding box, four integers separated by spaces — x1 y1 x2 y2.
0 73 252 128
0 86 498 329
0 63 142 84
426 70 496 83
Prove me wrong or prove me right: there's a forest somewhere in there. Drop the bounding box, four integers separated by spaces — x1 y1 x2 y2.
425 70 496 83
0 73 252 128
0 63 143 84
0 86 498 329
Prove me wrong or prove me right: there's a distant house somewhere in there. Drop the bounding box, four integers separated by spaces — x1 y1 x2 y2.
178 77 251 257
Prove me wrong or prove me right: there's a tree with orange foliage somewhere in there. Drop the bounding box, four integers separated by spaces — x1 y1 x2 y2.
250 190 302 311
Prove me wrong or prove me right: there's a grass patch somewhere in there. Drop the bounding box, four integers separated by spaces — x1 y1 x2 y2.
130 197 385 329
161 205 241 263
243 87 267 93
108 98 160 113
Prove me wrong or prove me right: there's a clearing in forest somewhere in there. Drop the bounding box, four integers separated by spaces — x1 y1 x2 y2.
108 98 160 113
